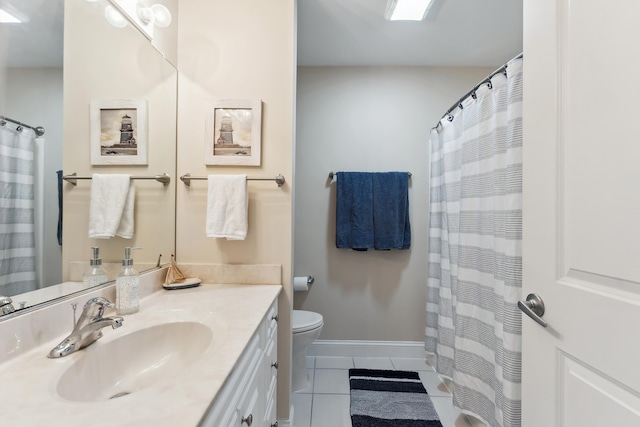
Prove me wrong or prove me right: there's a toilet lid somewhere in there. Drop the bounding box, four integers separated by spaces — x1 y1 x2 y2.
292 310 323 333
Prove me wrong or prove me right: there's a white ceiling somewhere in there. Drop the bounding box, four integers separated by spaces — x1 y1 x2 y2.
297 0 523 67
3 0 522 69
1 0 63 68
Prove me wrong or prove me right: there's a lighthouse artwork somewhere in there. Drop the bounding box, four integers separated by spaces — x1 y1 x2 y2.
90 99 148 165
205 99 262 166
213 109 252 157
99 109 138 156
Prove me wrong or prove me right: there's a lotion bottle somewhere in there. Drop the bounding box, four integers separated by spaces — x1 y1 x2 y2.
116 247 141 315
83 247 108 288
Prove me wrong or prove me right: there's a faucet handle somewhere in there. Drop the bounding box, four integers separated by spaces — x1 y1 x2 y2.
0 296 15 315
83 297 114 318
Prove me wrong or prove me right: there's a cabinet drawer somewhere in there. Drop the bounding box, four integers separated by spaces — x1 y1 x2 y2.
228 363 261 427
199 294 279 427
199 333 262 427
264 394 277 427
265 301 278 339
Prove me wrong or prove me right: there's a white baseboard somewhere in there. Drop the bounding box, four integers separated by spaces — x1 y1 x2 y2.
308 340 426 358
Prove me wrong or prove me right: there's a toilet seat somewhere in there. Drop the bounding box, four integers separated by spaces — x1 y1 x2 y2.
292 310 323 334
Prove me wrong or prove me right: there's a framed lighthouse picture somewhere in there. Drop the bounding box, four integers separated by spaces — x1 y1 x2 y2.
90 99 148 165
204 99 262 166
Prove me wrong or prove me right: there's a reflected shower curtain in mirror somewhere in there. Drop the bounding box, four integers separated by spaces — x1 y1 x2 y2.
0 123 37 295
426 58 523 427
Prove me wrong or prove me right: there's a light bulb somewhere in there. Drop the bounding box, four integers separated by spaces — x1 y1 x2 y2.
105 5 127 28
150 4 171 27
136 2 154 25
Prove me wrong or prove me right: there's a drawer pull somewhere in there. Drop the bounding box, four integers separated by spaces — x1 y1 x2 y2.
241 414 253 426
271 314 279 322
271 361 279 369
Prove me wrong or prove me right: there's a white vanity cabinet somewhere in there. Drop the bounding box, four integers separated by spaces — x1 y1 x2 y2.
263 302 279 426
200 299 279 427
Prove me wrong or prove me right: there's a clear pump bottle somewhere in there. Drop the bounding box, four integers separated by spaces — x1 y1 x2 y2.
83 247 108 288
116 247 141 315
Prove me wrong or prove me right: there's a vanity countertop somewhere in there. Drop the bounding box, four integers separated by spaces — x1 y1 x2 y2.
0 283 281 426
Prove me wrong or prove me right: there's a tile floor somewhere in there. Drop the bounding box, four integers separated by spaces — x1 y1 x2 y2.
291 356 484 427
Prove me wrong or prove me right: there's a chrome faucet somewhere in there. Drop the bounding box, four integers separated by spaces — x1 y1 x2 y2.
48 297 123 358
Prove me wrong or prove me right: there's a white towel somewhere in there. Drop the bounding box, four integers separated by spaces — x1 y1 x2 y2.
88 174 135 239
206 174 248 240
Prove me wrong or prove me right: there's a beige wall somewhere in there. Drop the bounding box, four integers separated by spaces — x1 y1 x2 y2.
62 0 177 278
295 66 492 341
176 0 295 420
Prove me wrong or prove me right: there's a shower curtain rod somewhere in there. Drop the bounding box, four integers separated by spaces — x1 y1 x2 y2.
432 52 523 131
0 115 46 136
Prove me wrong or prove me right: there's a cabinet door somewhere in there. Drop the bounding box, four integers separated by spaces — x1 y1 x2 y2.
201 334 262 427
264 303 278 426
264 396 277 427
234 359 262 427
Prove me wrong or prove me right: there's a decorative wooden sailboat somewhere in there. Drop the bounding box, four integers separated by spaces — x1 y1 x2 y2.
163 254 201 290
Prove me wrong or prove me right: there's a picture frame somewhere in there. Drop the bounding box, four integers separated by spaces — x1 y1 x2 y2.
90 99 148 165
205 99 262 166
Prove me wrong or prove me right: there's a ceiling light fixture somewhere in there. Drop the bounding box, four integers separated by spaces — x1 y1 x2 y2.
0 7 22 23
105 1 172 39
384 0 434 21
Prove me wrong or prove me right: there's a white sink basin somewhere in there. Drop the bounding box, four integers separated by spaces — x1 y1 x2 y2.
57 321 216 402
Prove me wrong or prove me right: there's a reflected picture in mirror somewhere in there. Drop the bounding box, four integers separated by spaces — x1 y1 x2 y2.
0 0 178 316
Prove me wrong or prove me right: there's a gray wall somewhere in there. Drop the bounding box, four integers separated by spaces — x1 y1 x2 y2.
294 66 492 341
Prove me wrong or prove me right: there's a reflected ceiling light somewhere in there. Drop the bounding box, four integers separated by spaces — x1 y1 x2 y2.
0 8 20 23
105 5 128 28
136 3 171 28
0 4 27 23
384 0 434 21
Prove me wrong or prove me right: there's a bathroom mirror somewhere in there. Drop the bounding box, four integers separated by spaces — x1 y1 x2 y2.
0 0 178 315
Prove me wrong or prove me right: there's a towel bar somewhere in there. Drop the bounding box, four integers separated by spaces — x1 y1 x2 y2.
180 173 286 187
63 173 171 186
328 171 412 180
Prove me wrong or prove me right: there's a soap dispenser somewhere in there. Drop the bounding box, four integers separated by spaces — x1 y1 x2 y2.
116 247 141 315
83 247 108 288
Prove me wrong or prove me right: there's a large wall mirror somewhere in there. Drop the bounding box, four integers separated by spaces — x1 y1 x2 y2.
0 0 178 316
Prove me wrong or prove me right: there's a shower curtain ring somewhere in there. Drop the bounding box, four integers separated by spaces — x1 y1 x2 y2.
16 126 23 132
447 114 454 122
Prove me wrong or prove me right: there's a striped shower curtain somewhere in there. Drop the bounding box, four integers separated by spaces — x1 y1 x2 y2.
0 123 37 295
426 58 523 427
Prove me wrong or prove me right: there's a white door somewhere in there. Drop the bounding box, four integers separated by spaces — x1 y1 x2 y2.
522 0 640 425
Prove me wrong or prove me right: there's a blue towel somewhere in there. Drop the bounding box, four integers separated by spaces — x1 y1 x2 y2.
336 172 374 250
372 172 410 250
335 172 411 251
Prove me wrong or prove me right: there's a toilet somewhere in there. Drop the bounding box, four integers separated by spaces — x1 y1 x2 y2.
291 309 323 392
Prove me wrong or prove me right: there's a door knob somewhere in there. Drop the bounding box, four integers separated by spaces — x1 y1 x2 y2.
518 293 547 328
